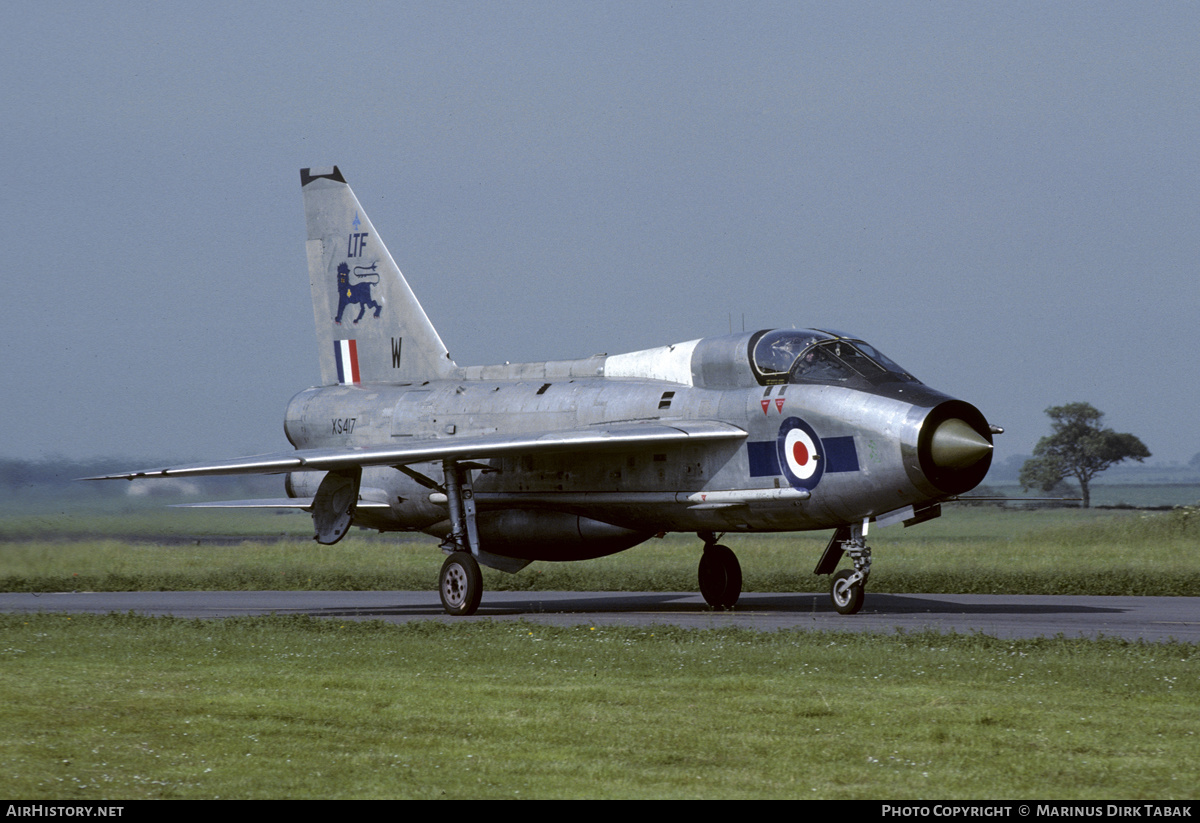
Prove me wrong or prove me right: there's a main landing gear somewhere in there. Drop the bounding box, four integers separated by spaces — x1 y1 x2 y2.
814 523 872 615
697 533 742 609
439 551 483 617
436 458 484 616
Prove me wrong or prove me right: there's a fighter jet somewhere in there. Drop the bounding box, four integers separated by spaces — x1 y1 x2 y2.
90 166 996 616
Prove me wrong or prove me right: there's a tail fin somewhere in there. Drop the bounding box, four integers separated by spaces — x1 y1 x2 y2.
301 167 458 385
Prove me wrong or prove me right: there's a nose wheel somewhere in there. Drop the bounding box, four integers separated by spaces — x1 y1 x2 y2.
815 523 872 615
830 568 865 615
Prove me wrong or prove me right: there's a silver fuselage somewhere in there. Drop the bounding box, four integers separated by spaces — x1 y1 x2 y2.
283 331 989 561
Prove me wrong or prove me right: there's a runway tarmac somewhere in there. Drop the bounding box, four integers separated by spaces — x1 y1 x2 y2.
3 590 1198 642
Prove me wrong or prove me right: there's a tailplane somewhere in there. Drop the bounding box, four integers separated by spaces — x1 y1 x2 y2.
301 167 458 385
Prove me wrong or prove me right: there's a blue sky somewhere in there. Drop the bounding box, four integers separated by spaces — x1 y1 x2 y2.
3 2 1197 469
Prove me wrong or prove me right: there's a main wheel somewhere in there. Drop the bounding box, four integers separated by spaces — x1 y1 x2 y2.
439 552 483 616
698 544 742 609
830 568 865 615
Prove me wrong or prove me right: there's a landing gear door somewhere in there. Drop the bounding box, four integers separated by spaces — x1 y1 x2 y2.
312 466 362 545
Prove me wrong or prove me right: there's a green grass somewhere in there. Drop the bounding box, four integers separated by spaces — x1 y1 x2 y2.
3 490 1198 799
1 614 1195 799
986 482 1200 509
0 495 315 541
831 505 1200 596
3 505 1198 596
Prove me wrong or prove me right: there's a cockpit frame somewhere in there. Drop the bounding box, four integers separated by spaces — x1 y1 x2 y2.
748 329 918 387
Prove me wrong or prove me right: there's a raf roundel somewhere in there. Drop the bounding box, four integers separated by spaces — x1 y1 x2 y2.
776 417 825 490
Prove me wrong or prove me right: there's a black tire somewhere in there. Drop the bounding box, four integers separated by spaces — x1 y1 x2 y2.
698 544 742 609
439 552 483 616
830 568 864 615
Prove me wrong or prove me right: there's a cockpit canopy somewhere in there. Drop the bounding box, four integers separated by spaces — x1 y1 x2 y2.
750 329 919 387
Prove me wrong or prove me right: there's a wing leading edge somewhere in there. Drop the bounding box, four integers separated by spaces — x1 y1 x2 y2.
83 420 747 481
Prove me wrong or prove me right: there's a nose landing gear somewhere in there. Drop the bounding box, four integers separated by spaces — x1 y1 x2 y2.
815 522 872 615
830 567 866 615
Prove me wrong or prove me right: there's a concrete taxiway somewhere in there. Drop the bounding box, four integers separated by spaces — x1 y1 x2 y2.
2 590 1197 643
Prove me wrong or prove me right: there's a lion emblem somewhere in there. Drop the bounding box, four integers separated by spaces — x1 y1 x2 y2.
334 262 382 324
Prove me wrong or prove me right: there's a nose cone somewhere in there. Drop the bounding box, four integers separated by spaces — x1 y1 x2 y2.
914 400 994 496
930 418 993 469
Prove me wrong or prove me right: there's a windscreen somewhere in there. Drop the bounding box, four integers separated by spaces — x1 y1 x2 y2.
751 330 918 386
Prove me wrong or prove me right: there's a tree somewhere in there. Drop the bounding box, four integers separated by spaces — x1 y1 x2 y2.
1020 403 1150 508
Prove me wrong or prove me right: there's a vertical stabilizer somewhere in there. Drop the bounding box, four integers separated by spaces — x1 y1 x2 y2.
301 167 459 385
